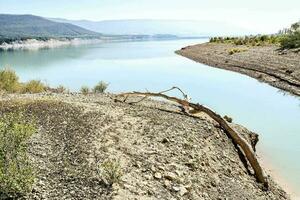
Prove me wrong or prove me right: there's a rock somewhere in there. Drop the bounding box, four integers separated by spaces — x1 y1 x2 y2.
161 138 169 143
179 186 188 196
154 172 162 179
150 165 156 172
164 180 171 188
164 172 177 181
144 174 152 180
172 186 180 192
175 170 183 176
172 185 188 196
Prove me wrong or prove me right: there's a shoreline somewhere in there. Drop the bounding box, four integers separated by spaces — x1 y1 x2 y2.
0 92 290 199
0 38 104 51
176 43 300 97
0 37 204 51
258 146 299 200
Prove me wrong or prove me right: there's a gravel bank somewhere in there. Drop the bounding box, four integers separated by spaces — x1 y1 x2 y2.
176 43 300 96
0 93 289 199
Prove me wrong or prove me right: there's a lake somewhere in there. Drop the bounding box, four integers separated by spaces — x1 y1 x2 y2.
0 39 299 197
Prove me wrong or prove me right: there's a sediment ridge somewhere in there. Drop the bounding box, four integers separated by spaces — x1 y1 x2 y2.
176 43 300 96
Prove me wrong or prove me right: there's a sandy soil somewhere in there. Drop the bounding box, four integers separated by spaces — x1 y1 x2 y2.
176 43 300 96
0 93 289 199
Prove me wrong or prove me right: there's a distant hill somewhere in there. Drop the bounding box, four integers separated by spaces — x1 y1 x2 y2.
50 19 253 37
0 14 100 39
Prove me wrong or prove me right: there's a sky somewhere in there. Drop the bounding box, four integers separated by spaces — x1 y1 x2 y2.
0 0 299 34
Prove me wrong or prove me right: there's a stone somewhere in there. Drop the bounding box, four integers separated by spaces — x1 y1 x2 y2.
154 172 162 179
164 172 177 181
164 180 171 188
151 165 156 172
162 138 169 143
172 186 180 192
179 186 188 196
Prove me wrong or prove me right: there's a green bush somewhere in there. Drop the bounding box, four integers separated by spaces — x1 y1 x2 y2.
93 81 109 93
280 31 300 49
0 113 36 198
80 86 90 95
209 35 281 46
22 80 46 94
0 69 20 92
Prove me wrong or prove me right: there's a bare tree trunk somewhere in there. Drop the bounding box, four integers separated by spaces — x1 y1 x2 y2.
116 90 268 188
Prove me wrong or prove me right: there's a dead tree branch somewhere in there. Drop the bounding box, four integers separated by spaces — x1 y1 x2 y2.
116 88 268 188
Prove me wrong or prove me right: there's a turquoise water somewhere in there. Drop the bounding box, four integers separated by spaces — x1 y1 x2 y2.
1 39 299 196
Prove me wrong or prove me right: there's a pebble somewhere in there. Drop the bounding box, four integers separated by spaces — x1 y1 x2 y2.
164 172 177 181
151 166 156 172
154 172 162 179
162 138 169 143
179 186 188 196
172 186 180 192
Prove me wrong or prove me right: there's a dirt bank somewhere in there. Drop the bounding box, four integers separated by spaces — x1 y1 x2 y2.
176 43 300 96
0 93 289 199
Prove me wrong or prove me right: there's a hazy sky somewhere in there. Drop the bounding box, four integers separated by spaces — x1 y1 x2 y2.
0 0 299 33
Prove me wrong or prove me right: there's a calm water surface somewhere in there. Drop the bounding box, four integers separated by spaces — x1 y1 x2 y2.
1 39 299 196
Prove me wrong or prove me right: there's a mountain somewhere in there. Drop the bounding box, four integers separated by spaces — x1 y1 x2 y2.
50 19 253 37
0 14 100 39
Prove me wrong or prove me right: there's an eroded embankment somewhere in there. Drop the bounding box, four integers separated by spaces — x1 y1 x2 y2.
176 43 300 96
0 93 289 199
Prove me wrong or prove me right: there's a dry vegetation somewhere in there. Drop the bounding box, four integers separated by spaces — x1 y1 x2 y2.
0 69 46 94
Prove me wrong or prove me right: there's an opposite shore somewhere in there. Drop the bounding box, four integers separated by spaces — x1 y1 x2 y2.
176 42 300 96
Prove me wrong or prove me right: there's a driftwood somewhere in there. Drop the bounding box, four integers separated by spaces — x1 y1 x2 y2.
116 87 268 188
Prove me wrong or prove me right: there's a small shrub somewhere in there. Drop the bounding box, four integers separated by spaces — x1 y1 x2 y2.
98 159 122 186
224 115 233 123
80 86 90 95
228 48 247 55
0 113 36 198
93 81 109 93
56 85 69 93
0 69 20 92
22 80 46 94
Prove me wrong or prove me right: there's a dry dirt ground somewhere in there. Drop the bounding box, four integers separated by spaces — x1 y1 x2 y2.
0 93 289 200
176 43 300 96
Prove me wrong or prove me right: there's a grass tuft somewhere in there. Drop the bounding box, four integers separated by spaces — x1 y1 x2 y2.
80 86 90 95
98 159 122 186
228 48 247 55
22 80 46 94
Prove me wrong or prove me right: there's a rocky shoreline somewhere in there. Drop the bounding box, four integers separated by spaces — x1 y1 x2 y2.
0 38 103 51
176 43 300 96
0 93 289 199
